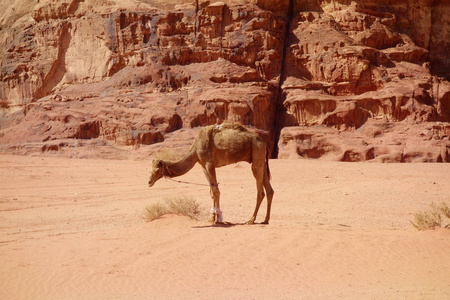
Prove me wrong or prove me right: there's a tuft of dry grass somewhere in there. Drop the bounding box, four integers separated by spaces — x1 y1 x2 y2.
143 202 168 222
143 196 205 222
165 196 203 219
411 201 450 231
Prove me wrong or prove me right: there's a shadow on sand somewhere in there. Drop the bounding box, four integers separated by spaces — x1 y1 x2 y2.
191 221 268 228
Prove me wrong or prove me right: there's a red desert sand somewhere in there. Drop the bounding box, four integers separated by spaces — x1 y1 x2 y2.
1 154 449 299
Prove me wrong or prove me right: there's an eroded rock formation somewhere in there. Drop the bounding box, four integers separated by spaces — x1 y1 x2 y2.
0 0 449 161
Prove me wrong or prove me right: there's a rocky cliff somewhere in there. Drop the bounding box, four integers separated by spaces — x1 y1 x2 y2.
0 0 449 161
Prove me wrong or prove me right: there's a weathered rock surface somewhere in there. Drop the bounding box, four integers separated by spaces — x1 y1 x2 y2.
0 0 449 162
278 122 450 162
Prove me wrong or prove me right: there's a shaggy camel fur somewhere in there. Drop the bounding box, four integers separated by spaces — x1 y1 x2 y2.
148 122 274 224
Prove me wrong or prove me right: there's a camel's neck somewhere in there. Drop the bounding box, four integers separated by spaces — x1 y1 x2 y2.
163 149 198 178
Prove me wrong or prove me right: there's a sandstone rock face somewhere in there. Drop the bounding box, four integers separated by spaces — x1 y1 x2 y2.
0 0 449 162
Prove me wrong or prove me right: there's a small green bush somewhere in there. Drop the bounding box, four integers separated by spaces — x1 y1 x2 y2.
411 202 450 231
143 196 205 222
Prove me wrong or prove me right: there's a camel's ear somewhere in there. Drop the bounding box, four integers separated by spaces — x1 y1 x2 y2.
152 159 164 169
152 159 161 168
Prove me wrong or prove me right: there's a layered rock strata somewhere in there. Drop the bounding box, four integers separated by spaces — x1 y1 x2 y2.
0 0 449 161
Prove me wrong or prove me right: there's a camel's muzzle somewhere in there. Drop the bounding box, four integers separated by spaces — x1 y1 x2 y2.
148 178 156 187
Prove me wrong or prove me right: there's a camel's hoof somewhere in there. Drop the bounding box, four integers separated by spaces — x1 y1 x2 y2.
246 220 255 225
209 216 224 224
261 221 269 225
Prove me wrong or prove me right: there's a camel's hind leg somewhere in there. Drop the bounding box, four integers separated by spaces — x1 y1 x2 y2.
247 161 273 225
262 169 274 224
247 163 266 225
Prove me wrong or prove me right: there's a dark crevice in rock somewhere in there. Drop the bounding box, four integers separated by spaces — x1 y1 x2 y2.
272 0 294 158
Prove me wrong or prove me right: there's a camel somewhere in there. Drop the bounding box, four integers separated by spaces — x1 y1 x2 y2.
148 122 274 224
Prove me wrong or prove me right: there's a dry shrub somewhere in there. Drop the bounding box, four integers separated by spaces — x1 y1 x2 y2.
440 202 450 219
411 202 450 231
165 196 203 219
143 196 205 222
143 203 168 222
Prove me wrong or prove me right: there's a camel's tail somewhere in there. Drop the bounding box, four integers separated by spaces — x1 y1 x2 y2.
265 147 271 180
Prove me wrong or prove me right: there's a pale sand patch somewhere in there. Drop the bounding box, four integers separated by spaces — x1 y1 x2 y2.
0 155 449 299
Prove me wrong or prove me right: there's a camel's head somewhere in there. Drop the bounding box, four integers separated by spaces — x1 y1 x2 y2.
148 159 165 187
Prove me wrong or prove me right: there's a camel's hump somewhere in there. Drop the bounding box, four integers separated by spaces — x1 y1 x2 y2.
213 122 248 132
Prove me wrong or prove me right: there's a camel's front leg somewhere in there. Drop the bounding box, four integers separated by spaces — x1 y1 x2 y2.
202 164 223 224
208 185 222 223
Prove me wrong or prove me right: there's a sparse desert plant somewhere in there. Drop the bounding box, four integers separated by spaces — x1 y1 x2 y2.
439 202 450 220
143 202 168 222
411 201 450 231
143 196 205 222
164 196 203 220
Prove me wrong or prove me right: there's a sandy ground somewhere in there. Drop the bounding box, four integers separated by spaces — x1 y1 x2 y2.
1 154 449 299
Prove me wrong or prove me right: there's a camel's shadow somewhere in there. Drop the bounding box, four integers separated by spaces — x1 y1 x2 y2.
191 221 267 228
